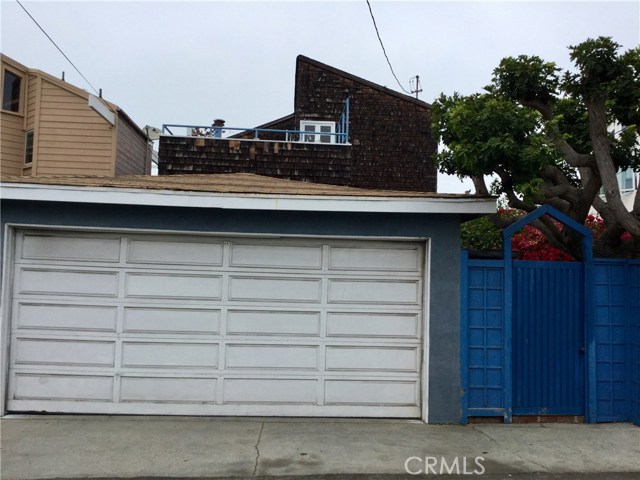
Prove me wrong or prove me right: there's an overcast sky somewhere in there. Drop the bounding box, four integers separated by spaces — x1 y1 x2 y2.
1 0 638 191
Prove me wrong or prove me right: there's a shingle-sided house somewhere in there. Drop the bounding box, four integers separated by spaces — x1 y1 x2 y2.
0 54 152 177
159 55 437 192
0 173 495 423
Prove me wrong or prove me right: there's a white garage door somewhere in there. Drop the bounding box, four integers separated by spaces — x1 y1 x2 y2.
6 230 425 417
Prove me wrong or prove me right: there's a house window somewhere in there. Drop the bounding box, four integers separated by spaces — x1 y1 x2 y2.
2 69 22 113
300 121 335 144
618 169 637 192
24 130 34 164
600 169 638 197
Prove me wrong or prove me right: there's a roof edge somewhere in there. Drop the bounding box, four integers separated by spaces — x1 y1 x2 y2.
0 181 497 215
116 107 149 140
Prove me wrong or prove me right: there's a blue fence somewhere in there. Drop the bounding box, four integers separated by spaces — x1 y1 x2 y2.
461 252 640 424
631 262 640 426
460 256 506 422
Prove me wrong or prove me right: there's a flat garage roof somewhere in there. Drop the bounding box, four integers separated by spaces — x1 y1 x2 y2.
1 173 496 215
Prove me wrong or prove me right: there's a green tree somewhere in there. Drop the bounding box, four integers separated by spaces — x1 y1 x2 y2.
433 37 640 258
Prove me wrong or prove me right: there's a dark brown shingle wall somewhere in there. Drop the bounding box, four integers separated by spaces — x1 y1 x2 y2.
294 58 437 192
159 137 351 186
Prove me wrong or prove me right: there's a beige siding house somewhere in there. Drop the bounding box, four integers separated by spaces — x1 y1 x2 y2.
1 54 151 177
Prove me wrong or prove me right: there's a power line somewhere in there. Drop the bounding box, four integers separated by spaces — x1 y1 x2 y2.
15 0 100 96
365 0 411 95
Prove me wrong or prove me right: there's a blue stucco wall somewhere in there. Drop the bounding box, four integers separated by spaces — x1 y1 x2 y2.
1 200 463 423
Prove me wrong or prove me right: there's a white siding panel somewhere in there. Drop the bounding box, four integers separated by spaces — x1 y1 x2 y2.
329 246 420 271
125 273 221 300
122 342 219 368
226 345 318 370
13 374 114 401
128 240 222 266
224 378 317 404
15 338 115 366
326 312 419 338
227 310 320 336
124 307 220 334
325 346 419 372
120 377 216 403
229 277 321 303
325 380 418 405
328 279 420 305
18 269 118 297
17 303 117 332
21 234 121 262
230 243 322 269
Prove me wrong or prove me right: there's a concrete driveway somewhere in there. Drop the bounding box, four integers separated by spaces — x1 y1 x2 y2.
1 416 638 479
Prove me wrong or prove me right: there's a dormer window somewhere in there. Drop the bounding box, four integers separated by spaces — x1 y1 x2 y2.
300 120 335 143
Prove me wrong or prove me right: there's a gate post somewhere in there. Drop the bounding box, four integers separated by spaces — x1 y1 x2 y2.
502 234 513 423
460 250 469 424
583 234 596 423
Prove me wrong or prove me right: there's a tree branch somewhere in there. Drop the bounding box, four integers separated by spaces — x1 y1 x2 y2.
520 98 595 168
494 166 536 212
471 175 490 196
586 96 640 237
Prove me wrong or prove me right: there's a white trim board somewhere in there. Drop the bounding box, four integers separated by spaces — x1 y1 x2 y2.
1 183 496 215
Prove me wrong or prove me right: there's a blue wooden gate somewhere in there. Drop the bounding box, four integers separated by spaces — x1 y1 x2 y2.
512 261 585 415
461 206 639 424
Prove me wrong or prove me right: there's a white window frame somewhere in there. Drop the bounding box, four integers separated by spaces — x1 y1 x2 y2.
299 120 336 144
617 169 637 193
24 130 34 165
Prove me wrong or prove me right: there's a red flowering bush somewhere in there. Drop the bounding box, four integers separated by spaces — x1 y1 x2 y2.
462 209 634 261
585 214 606 239
511 225 575 261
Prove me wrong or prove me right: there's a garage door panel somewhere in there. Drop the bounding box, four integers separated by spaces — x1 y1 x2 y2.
12 373 114 401
230 243 322 269
226 344 318 370
7 231 425 417
14 338 115 367
329 246 420 272
120 376 217 403
227 310 320 336
224 378 318 404
123 307 220 334
16 303 117 332
325 346 420 372
328 279 420 305
18 268 119 297
125 273 221 300
127 239 223 266
326 312 419 338
121 342 218 368
228 276 321 303
324 380 418 406
20 233 121 263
